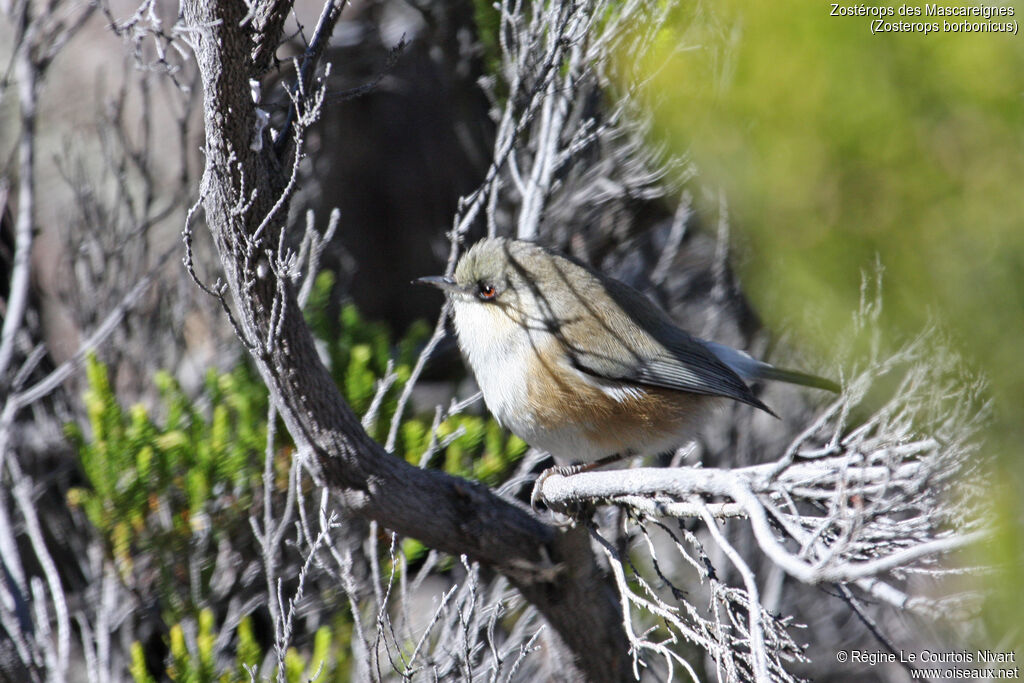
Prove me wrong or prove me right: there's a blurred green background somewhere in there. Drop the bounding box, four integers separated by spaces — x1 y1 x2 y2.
636 0 1024 635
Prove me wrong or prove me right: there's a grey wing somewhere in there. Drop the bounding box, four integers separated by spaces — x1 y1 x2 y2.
701 341 840 393
566 335 776 416
550 269 775 414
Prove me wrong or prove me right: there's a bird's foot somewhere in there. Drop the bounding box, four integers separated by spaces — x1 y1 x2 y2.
531 463 584 514
531 452 628 519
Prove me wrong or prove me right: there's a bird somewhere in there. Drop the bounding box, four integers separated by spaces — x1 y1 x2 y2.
416 237 838 478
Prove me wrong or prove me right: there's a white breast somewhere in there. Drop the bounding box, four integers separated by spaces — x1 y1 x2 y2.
450 300 531 431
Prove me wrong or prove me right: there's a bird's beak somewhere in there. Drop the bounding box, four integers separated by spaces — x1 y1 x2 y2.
413 275 461 294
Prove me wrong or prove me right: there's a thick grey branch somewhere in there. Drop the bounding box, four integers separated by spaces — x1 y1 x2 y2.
180 2 628 679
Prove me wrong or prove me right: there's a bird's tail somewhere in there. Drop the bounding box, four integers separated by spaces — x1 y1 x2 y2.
701 341 840 393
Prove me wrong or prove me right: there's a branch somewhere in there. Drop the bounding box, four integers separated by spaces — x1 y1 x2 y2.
271 0 346 157
0 35 40 384
540 325 991 616
248 0 292 75
540 456 986 586
180 2 629 679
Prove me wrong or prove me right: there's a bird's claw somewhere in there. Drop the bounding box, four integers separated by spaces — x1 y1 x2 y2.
530 463 584 514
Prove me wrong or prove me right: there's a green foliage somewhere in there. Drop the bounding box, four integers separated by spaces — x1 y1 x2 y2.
73 276 527 679
130 641 156 683
234 616 262 681
66 355 271 619
146 610 345 683
304 271 427 427
167 609 215 682
630 0 1024 645
399 412 528 485
472 0 504 79
635 1 1024 379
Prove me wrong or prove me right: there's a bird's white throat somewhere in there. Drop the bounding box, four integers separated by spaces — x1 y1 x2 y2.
450 299 532 432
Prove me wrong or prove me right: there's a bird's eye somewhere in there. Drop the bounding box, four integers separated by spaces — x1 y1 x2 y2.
477 282 497 301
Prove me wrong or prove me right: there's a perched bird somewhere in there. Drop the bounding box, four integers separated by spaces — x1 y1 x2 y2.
417 238 837 472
